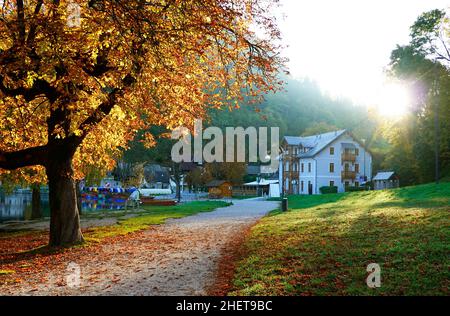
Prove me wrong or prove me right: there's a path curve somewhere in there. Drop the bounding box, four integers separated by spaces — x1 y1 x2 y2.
1 199 278 296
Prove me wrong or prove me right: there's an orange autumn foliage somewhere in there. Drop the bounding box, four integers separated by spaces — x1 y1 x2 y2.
0 0 285 245
0 0 285 182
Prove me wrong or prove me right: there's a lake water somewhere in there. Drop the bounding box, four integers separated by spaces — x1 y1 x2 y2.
0 190 126 222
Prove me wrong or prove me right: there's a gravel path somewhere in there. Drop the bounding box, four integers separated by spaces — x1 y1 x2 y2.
1 199 278 296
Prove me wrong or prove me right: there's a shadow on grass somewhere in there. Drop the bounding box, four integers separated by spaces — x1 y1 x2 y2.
230 182 450 296
287 193 346 210
333 208 449 295
371 199 449 210
316 208 340 218
370 182 450 210
0 243 72 266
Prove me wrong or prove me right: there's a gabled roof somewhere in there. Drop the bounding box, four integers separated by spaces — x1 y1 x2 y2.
205 180 229 187
244 179 279 186
283 136 304 146
373 171 397 181
299 130 347 158
282 130 346 158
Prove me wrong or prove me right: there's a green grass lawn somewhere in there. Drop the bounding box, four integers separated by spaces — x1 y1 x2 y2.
229 182 450 296
85 200 230 242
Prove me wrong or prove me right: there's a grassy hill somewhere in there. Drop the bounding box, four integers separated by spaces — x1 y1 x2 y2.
229 182 450 295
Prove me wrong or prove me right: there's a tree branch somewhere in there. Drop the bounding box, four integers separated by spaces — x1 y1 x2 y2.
75 88 121 142
26 0 44 46
0 145 48 170
74 73 137 146
16 0 26 45
0 75 58 102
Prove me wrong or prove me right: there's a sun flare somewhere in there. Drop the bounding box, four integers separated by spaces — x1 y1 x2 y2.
376 83 411 118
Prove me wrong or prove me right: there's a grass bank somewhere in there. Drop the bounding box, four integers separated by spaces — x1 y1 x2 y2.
230 182 450 295
84 200 230 242
0 200 230 247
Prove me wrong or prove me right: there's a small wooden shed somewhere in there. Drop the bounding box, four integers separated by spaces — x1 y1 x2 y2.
373 171 400 190
206 180 232 198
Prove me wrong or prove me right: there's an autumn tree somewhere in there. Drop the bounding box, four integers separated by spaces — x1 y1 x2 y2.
203 161 246 185
185 166 203 192
0 0 284 245
125 163 145 189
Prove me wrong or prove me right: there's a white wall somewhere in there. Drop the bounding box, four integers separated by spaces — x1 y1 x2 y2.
298 158 316 194
298 133 373 194
337 133 372 183
315 143 343 193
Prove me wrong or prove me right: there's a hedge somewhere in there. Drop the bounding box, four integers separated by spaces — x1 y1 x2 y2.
346 186 367 192
319 186 338 194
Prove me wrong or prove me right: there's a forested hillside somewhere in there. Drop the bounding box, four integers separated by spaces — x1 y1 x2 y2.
208 76 380 138
123 75 388 176
122 9 450 187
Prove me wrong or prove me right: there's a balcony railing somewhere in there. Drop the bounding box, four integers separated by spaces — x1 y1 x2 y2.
341 152 356 163
341 170 356 180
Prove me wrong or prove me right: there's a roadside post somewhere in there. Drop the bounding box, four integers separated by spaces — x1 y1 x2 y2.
282 197 288 212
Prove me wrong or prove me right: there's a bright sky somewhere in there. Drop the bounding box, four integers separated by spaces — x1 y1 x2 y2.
277 0 448 116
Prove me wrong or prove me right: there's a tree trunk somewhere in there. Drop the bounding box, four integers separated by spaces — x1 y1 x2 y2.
46 157 84 246
176 181 181 202
75 180 82 216
31 186 42 219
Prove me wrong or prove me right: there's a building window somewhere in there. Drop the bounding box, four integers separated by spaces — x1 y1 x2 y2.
355 181 359 187
344 181 349 188
301 181 304 192
355 148 359 156
330 181 334 187
355 163 359 173
330 147 334 155
308 162 311 173
329 163 334 173
301 163 304 173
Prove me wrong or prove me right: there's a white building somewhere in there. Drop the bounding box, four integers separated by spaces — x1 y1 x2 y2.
279 130 372 194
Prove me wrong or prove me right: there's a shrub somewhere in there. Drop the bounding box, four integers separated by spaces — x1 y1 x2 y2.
346 186 366 192
364 181 373 190
319 186 338 194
